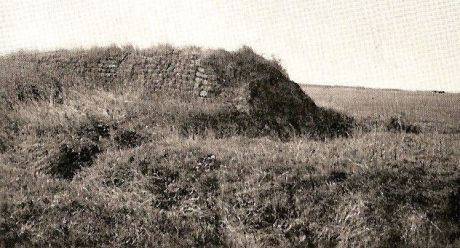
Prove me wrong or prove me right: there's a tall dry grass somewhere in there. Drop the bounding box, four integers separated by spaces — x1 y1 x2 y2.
1 47 459 247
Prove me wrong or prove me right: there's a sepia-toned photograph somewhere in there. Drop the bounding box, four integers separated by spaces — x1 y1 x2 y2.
0 1 459 247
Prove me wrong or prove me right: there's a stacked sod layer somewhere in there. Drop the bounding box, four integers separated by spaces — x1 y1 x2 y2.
0 45 353 139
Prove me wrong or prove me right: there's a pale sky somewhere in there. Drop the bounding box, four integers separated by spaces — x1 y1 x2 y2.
1 0 459 92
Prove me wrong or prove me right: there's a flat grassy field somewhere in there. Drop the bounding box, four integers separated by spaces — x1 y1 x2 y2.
304 85 460 133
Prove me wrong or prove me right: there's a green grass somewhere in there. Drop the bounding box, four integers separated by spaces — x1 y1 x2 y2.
1 47 459 247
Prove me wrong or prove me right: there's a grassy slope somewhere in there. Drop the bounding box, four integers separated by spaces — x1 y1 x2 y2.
1 53 460 247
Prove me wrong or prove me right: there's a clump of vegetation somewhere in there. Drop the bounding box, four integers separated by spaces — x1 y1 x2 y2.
315 107 355 138
48 141 101 180
447 180 460 221
114 129 145 148
0 111 16 153
78 118 112 141
387 116 422 134
180 110 259 138
180 107 353 140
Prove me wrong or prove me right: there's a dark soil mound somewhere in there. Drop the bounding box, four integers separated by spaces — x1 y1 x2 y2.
183 46 354 139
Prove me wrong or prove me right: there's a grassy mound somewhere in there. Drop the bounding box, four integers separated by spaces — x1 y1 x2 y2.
0 45 353 140
2 45 457 247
